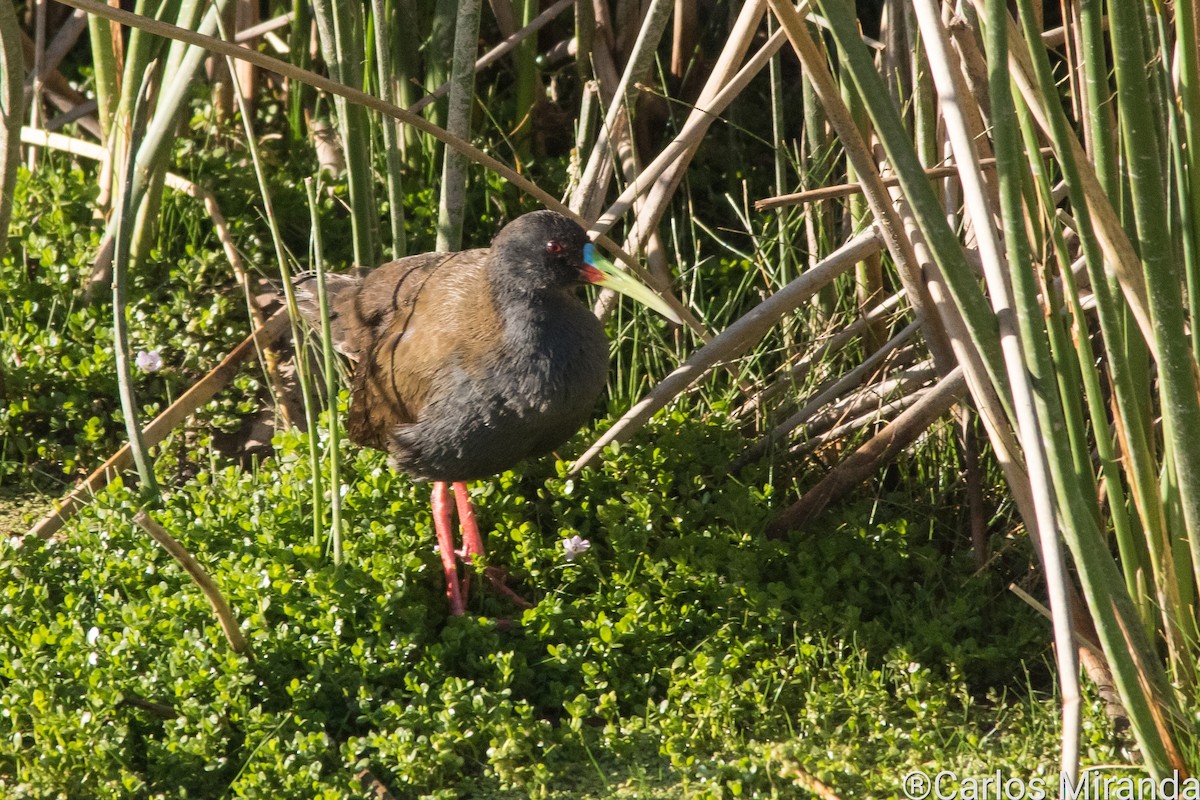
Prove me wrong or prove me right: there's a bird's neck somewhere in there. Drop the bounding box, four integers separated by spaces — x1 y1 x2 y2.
489 279 587 345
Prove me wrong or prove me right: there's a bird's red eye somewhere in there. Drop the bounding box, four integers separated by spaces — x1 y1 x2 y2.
545 240 565 254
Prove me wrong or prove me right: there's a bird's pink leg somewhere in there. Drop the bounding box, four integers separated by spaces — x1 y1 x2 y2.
451 482 533 610
452 481 483 601
431 482 466 616
453 482 486 560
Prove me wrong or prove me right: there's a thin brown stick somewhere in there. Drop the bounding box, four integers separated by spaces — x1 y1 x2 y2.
133 511 253 658
733 323 921 470
766 365 966 537
786 373 936 459
356 768 399 800
735 289 909 421
775 756 846 800
27 311 291 540
117 693 177 718
25 8 88 90
755 148 1056 210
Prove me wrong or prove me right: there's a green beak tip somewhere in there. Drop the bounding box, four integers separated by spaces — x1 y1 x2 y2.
584 244 682 324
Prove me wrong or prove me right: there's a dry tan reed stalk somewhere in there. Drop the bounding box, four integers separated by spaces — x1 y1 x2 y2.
355 768 399 800
786 369 938 459
755 149 1056 210
733 321 922 469
773 752 847 800
735 290 910 421
790 363 938 444
593 19 787 327
914 1 1081 778
26 8 88 92
767 365 966 536
590 1 771 239
577 0 675 300
133 511 253 658
571 227 883 472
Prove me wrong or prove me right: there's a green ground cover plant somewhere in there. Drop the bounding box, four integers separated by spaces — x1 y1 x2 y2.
0 412 1118 797
0 157 1121 797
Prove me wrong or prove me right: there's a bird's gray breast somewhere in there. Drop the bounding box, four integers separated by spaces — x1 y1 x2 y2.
491 302 609 450
395 301 609 482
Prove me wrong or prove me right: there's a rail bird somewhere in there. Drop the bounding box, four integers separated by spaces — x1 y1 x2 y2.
294 211 677 615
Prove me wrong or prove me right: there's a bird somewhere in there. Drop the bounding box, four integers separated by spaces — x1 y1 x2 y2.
293 210 678 615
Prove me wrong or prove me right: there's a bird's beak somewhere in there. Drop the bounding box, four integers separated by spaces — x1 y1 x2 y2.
580 244 682 324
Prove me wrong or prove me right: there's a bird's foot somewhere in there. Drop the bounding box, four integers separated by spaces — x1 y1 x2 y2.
481 566 534 610
454 553 533 610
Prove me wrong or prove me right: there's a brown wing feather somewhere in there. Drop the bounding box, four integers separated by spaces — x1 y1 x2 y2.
350 252 495 452
294 249 500 456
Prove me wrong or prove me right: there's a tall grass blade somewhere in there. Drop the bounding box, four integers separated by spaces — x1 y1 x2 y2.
216 17 325 551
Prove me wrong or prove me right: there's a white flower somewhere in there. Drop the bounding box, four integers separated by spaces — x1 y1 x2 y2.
86 626 100 646
136 349 163 373
562 535 591 562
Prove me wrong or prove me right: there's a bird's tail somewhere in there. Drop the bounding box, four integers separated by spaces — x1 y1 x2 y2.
291 272 363 359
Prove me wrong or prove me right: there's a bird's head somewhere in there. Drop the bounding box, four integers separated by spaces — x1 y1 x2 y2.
491 210 680 322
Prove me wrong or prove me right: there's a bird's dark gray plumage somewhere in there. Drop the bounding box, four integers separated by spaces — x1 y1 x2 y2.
293 211 611 482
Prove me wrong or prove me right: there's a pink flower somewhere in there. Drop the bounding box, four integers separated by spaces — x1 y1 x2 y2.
562 535 591 562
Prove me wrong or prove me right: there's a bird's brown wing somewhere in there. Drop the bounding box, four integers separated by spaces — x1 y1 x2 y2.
343 251 486 452
294 249 496 455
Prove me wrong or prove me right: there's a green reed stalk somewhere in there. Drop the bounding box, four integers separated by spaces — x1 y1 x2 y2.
85 9 118 136
305 179 343 565
435 0 481 251
112 63 161 502
370 0 407 258
312 0 379 267
287 0 311 143
977 0 1082 777
0 0 21 260
1177 1 1200 365
1108 0 1200 600
1008 0 1185 775
512 0 538 159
